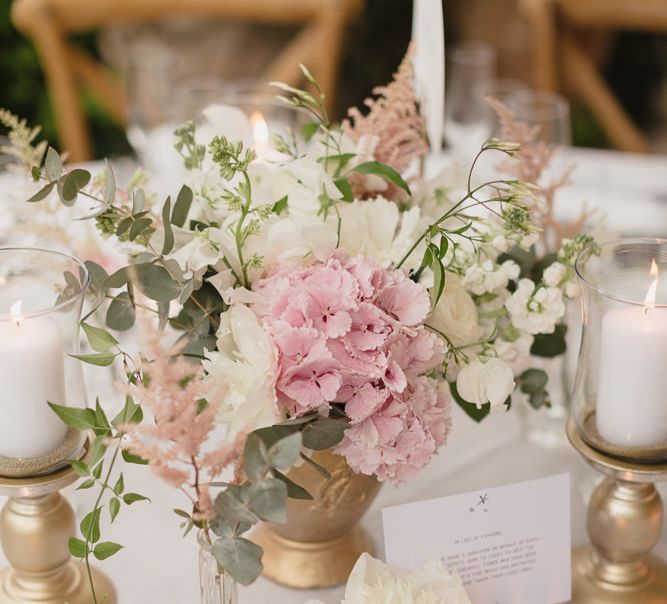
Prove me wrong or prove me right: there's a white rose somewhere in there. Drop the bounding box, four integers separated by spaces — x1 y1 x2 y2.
543 261 567 287
429 276 483 346
456 358 515 408
203 305 279 440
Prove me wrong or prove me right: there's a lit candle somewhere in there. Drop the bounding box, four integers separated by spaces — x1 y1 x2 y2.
0 301 68 458
596 260 667 447
250 111 286 162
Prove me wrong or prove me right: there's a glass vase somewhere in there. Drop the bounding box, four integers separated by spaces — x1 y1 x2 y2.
0 247 89 467
521 352 571 448
198 532 238 604
573 238 667 462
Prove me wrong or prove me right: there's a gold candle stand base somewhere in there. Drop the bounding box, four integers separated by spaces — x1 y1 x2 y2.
0 441 116 604
567 418 667 603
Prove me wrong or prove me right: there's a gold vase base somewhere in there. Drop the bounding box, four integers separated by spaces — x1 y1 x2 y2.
0 561 115 604
252 524 373 589
571 546 667 603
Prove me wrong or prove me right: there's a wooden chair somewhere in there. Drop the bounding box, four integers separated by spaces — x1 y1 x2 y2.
11 0 363 161
520 0 667 153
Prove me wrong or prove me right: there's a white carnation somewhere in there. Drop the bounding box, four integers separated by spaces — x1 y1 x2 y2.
505 279 565 334
456 358 515 409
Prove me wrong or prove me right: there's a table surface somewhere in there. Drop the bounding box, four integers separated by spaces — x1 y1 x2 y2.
0 147 666 603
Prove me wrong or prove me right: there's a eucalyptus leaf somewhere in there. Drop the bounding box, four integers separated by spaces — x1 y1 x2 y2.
214 486 257 525
530 324 567 358
243 434 269 480
273 470 313 500
253 424 301 449
105 267 132 289
267 432 302 471
134 264 182 302
246 478 287 523
44 147 62 180
106 292 136 332
172 185 193 227
104 159 116 205
518 368 549 395
302 419 347 450
61 169 91 202
161 197 175 255
212 536 263 586
27 181 55 202
129 217 153 241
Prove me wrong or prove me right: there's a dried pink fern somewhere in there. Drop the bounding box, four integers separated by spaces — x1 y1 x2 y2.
487 97 589 249
345 43 429 199
122 326 245 519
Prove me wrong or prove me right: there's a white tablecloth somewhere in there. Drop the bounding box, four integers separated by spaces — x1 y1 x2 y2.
0 147 666 603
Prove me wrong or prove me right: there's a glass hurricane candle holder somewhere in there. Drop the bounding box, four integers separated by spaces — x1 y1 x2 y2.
0 247 89 464
573 238 667 462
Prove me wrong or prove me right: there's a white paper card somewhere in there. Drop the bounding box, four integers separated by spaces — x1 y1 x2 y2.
383 473 571 604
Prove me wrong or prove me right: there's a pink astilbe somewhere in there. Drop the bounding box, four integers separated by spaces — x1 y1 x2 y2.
488 97 590 249
122 327 245 519
344 43 429 199
252 251 452 483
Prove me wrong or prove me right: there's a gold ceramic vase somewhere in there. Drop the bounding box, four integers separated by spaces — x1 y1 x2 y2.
252 448 381 589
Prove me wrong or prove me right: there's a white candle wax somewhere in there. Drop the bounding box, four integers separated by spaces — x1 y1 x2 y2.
596 305 667 447
0 314 68 458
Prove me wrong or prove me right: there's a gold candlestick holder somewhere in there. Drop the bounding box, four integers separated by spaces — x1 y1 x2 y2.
0 434 116 604
567 418 667 603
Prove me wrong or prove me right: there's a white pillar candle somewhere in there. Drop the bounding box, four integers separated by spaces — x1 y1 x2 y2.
0 302 68 458
596 264 667 447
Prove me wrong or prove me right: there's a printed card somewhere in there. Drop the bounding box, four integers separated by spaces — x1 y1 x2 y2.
382 473 571 604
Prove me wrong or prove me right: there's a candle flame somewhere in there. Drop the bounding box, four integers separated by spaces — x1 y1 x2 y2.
10 300 23 326
644 259 659 307
251 111 269 146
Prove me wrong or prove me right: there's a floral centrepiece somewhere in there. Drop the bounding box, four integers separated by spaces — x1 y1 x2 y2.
2 44 590 595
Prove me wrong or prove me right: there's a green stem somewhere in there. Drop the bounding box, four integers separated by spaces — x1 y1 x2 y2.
84 443 121 604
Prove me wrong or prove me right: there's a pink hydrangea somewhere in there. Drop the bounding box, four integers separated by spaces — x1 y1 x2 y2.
252 251 451 483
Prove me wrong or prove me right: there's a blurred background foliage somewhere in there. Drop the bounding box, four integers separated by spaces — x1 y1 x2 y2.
1 0 666 158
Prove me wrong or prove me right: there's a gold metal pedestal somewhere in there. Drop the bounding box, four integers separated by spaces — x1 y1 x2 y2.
0 449 116 603
567 418 667 603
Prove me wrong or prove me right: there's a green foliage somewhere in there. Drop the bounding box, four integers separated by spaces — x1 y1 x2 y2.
531 324 567 358
449 382 492 423
518 368 551 409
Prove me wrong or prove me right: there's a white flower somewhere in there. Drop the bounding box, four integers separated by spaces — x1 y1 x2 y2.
166 229 220 279
428 276 483 346
565 281 579 298
201 104 252 147
492 234 509 252
462 259 516 296
495 333 534 372
520 232 539 250
543 261 567 287
339 554 471 604
505 278 565 334
456 358 515 409
337 197 425 271
203 305 279 440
